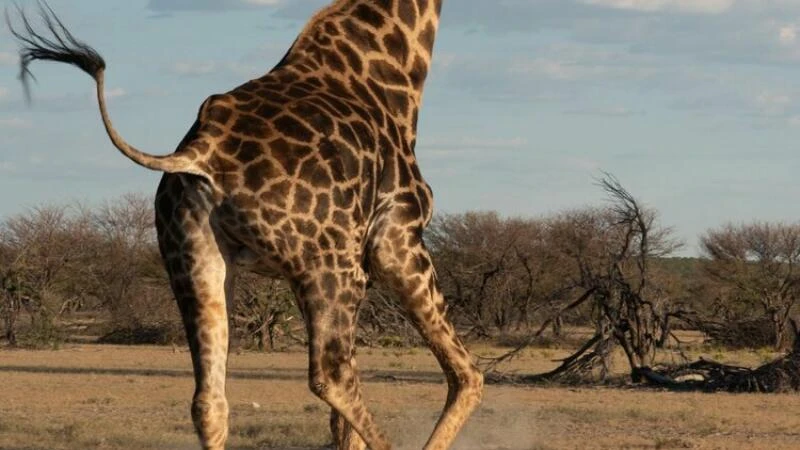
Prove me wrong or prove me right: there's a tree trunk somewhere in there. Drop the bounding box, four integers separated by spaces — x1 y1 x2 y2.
773 311 785 350
551 315 563 337
3 294 20 346
656 313 670 348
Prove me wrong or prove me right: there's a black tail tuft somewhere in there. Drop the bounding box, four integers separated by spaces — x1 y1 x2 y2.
5 0 106 101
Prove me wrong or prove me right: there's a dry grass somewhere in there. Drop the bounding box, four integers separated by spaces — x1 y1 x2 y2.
1 342 800 449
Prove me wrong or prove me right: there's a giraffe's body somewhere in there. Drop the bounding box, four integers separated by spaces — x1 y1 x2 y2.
10 1 483 449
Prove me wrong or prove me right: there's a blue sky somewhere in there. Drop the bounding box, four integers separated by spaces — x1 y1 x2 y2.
1 0 800 255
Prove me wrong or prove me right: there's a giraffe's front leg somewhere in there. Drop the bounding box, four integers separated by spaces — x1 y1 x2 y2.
330 347 367 450
293 270 391 450
369 215 483 450
331 393 367 450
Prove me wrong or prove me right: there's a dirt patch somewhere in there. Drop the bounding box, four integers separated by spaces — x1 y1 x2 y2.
1 344 800 449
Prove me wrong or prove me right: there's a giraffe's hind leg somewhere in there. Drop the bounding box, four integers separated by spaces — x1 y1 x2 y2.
156 177 233 450
369 213 483 450
292 269 389 450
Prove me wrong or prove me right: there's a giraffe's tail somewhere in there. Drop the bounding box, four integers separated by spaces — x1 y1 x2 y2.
5 2 207 178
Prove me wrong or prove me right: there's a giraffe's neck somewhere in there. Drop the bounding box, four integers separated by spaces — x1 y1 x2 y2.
280 0 443 139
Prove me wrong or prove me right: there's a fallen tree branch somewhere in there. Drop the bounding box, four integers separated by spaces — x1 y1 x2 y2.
637 349 800 393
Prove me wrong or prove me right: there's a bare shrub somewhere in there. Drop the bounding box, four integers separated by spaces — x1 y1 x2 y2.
231 274 300 351
0 205 95 347
700 221 800 349
358 288 420 347
426 211 564 337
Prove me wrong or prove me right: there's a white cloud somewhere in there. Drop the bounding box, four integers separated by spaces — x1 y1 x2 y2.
0 52 17 66
104 88 127 101
779 25 797 45
0 161 17 173
509 58 577 81
563 106 646 117
432 52 457 71
506 56 657 82
788 116 800 127
167 60 262 79
0 118 32 129
432 0 800 125
581 0 734 14
424 136 529 158
426 136 528 149
755 91 791 115
0 87 7 100
563 156 602 171
169 61 217 76
243 0 282 5
148 0 286 11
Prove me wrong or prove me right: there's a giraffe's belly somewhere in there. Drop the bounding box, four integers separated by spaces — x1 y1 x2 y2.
232 247 284 278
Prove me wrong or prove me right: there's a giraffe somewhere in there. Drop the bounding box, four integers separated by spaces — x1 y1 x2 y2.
8 1 483 449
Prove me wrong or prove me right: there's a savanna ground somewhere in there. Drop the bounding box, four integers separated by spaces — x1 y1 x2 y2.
3 337 800 450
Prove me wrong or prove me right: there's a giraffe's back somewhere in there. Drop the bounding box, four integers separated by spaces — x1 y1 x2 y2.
161 63 432 278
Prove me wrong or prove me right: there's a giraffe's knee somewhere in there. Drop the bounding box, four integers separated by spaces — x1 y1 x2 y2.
308 365 353 402
308 339 357 401
309 373 330 399
466 366 484 399
453 365 484 407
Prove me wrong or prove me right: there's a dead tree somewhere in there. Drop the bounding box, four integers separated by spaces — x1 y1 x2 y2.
482 174 681 383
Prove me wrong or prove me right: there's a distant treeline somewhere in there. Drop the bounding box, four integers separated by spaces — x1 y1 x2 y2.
2 187 800 353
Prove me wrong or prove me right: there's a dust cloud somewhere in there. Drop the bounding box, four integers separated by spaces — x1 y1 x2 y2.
387 400 541 450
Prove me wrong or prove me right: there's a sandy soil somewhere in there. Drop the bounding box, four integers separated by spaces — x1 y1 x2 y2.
1 343 799 449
